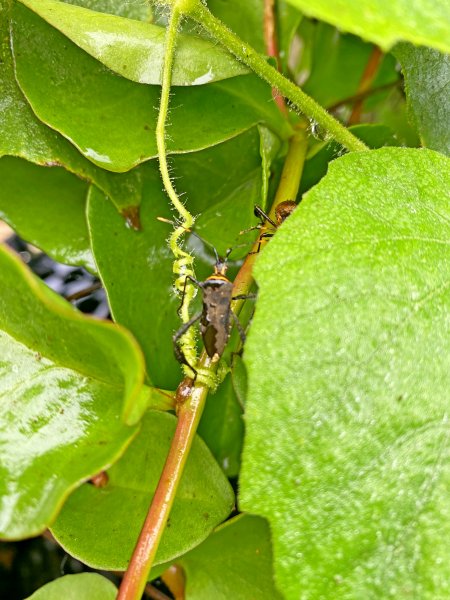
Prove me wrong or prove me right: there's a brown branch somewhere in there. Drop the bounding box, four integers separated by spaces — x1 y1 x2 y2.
327 80 400 113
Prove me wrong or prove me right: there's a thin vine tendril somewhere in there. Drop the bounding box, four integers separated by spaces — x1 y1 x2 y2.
156 2 216 387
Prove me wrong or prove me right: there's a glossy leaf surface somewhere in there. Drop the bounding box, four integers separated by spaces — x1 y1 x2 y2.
12 3 289 172
0 0 144 211
285 0 450 53
0 245 144 538
0 156 93 270
395 43 450 156
241 148 450 598
51 411 235 569
19 0 248 85
26 573 117 599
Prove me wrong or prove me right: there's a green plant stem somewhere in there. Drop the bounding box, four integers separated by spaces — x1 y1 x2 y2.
187 2 369 153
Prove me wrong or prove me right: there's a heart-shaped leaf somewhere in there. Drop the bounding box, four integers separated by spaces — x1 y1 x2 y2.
18 0 248 85
51 411 235 569
285 0 450 53
25 573 117 599
0 244 146 539
240 147 450 598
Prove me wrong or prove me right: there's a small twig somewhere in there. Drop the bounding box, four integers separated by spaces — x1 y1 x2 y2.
327 80 401 113
348 47 383 125
263 0 287 113
65 281 102 301
144 583 172 600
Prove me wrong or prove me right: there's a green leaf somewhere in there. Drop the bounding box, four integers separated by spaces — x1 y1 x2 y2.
18 0 248 85
285 0 450 53
0 244 145 539
277 1 303 73
25 573 117 599
62 0 152 21
0 156 94 270
154 515 282 599
394 43 450 156
0 0 144 212
51 411 235 569
87 180 180 389
240 148 450 598
300 123 400 195
207 0 264 52
12 3 289 172
198 373 244 477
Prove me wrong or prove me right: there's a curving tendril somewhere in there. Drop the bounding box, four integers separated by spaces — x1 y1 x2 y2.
156 2 215 386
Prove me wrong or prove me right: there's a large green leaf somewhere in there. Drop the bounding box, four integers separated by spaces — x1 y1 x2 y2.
0 244 145 539
394 43 450 156
285 0 450 53
18 0 247 85
0 156 93 270
11 3 289 172
0 0 144 212
240 148 450 598
25 573 117 599
153 515 282 599
51 411 235 569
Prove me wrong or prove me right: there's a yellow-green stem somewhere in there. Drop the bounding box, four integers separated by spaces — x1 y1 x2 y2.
155 2 198 377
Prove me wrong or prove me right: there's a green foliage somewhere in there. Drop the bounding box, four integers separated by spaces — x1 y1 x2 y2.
1 0 449 597
25 573 117 599
284 0 450 53
51 411 234 568
240 148 450 598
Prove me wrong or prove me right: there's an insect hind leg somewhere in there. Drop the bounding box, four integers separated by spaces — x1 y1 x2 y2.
173 311 202 376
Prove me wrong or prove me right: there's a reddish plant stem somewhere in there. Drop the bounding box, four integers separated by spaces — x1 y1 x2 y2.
327 80 400 113
348 46 383 125
263 0 287 114
144 584 172 600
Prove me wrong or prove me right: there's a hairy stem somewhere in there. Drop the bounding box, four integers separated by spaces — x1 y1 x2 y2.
188 2 368 153
155 2 198 378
